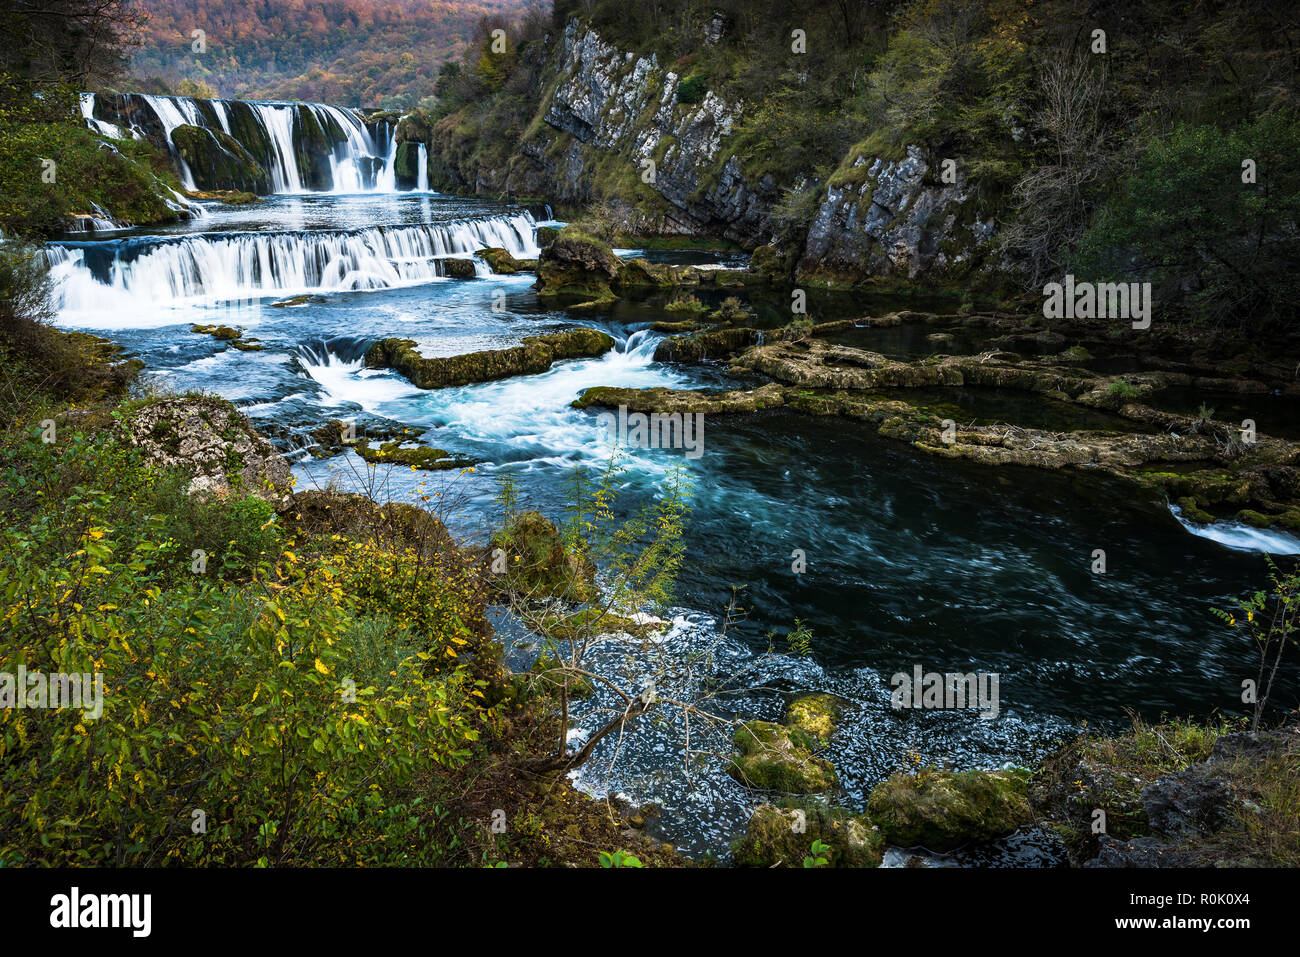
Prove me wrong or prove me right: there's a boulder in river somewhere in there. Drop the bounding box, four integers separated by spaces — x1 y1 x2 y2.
866 767 1032 851
727 720 838 793
734 801 884 868
365 328 614 389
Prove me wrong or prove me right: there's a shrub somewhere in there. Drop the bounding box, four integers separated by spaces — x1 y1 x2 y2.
676 74 708 105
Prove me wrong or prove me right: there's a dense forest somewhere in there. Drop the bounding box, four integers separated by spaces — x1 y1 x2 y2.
127 0 535 107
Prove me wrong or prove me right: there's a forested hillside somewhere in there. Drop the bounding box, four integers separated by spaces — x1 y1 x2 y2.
416 0 1299 329
127 0 536 107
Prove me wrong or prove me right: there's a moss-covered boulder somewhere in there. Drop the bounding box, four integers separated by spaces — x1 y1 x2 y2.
653 327 762 363
441 257 478 279
170 125 270 194
190 323 244 341
785 693 842 747
535 230 622 299
530 653 593 698
572 382 785 415
866 767 1032 851
488 510 597 602
478 247 532 274
365 328 615 389
733 801 885 868
727 721 838 793
354 437 471 471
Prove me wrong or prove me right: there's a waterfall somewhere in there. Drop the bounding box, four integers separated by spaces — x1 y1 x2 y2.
82 93 408 195
417 144 429 192
46 211 539 320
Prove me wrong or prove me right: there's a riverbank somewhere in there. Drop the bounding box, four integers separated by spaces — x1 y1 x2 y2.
5 314 1296 867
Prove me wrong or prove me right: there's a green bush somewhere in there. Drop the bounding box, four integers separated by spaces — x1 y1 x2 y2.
0 427 492 866
1074 113 1300 329
676 74 708 105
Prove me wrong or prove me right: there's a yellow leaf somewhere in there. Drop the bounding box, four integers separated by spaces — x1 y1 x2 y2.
314 658 330 675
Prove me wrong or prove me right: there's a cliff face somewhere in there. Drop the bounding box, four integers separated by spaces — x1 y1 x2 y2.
423 19 998 284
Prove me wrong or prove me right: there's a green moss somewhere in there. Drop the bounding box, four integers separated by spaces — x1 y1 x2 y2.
488 510 597 603
353 438 469 471
727 720 837 793
733 800 884 868
785 693 841 747
365 329 615 389
170 125 270 193
866 767 1032 851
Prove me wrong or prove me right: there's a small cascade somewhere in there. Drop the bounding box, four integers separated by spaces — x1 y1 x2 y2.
47 211 539 319
417 144 429 192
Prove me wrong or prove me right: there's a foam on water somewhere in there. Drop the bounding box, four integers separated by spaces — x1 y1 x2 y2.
1171 504 1300 554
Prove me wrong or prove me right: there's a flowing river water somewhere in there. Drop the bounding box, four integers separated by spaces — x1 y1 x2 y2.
46 190 1300 863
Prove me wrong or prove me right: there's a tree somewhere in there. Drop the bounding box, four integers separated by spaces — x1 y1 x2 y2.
1075 112 1300 330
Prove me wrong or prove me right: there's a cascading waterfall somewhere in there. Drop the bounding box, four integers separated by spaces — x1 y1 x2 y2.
46 212 539 320
81 93 423 195
417 144 429 192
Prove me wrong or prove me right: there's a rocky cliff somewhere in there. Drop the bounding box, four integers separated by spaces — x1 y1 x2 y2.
418 18 998 285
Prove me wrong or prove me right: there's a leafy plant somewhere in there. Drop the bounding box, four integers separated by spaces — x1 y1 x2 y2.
599 849 644 868
802 838 831 868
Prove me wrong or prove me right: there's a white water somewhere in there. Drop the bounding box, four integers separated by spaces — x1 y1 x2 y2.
417 330 689 471
82 93 416 195
295 343 422 413
417 144 429 192
47 212 538 325
1170 504 1300 555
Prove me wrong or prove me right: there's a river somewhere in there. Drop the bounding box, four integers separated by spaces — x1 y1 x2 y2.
44 187 1298 863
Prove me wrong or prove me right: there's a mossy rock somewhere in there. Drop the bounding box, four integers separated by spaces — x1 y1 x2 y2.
442 257 478 279
536 225 559 246
354 437 470 471
1176 496 1216 523
1060 345 1095 363
478 247 530 274
866 767 1032 851
785 692 842 747
191 324 244 341
365 329 614 390
733 801 884 868
535 230 622 298
727 721 837 793
1236 508 1274 528
488 510 597 603
748 243 788 279
170 124 270 194
539 608 662 642
530 654 593 699
653 327 760 363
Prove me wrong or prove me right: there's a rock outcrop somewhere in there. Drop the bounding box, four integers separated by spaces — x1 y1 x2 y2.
365 328 615 389
866 768 1033 852
421 19 994 283
117 395 292 507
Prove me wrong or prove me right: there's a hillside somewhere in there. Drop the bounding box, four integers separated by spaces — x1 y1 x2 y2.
126 0 536 107
411 0 1299 327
